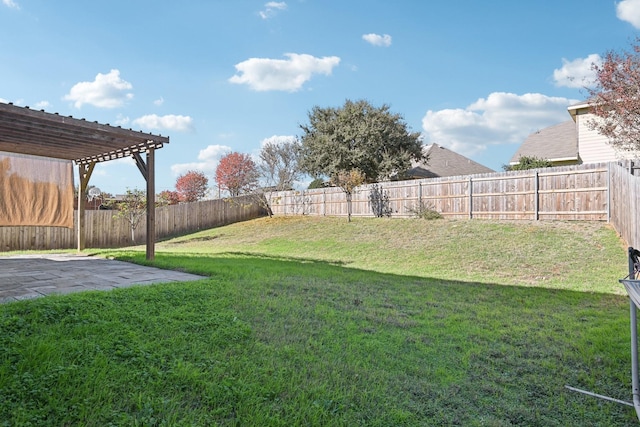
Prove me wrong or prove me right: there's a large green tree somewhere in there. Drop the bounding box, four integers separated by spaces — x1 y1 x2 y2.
299 99 424 183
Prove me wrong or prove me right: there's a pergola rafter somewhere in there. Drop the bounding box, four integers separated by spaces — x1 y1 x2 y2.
0 102 170 260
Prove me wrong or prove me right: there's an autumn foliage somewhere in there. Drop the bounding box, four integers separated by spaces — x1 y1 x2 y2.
215 152 258 197
158 190 181 205
175 170 209 202
588 37 640 154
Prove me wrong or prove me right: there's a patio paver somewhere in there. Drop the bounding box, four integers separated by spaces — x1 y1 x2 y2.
0 254 206 303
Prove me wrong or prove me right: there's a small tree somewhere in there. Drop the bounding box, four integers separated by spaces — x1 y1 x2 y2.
503 156 552 171
158 190 181 205
215 152 259 197
113 189 146 243
331 169 366 222
259 138 302 191
175 170 208 202
251 138 303 217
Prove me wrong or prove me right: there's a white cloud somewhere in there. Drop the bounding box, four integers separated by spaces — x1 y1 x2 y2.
617 0 640 28
229 53 340 92
0 98 8 103
63 69 133 108
553 54 601 88
170 144 232 176
153 97 164 106
132 114 194 132
114 114 130 127
362 33 392 47
259 1 287 19
421 92 578 156
33 101 50 110
260 134 298 148
2 0 19 9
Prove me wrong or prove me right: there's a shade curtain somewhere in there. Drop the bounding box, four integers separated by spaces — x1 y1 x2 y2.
0 151 74 228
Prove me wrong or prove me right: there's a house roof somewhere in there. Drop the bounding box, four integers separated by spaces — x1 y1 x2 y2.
407 143 494 178
0 102 169 165
509 120 578 164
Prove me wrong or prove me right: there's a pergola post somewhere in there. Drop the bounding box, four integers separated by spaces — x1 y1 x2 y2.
77 162 95 252
146 148 156 261
133 149 156 261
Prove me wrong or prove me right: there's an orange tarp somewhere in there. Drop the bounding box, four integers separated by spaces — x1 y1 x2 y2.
0 152 74 228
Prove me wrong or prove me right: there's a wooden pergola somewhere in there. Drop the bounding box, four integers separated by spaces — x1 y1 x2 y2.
0 102 169 260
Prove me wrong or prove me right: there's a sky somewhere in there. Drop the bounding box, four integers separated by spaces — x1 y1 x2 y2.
1 0 640 196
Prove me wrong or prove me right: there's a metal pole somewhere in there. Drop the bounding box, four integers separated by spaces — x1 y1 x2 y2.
629 247 640 421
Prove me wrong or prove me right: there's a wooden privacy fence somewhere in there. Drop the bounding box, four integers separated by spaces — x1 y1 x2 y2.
610 162 640 249
267 163 610 221
0 196 264 252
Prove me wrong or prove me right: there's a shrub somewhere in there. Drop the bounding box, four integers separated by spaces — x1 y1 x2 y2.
407 201 443 220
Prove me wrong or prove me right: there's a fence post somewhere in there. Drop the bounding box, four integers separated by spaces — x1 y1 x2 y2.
535 171 539 221
468 176 473 219
323 189 326 216
418 181 422 206
607 162 611 222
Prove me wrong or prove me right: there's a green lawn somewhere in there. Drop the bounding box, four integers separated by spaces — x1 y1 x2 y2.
0 216 637 425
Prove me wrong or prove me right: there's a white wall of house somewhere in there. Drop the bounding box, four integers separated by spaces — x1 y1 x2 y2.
574 109 620 164
569 105 636 163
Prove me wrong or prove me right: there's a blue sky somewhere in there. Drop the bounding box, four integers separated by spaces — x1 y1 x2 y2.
1 0 639 196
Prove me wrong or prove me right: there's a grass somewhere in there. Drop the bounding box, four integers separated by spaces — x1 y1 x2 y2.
0 216 636 425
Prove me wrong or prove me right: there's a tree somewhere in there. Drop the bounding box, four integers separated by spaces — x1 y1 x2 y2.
215 152 259 197
112 188 146 243
258 137 302 191
158 190 181 205
503 156 552 171
299 99 424 183
331 169 366 222
308 178 326 189
587 37 640 154
175 170 208 202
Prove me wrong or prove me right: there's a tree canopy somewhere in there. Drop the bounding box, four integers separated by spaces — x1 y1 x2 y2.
299 99 424 183
587 37 640 154
175 170 209 202
258 137 302 191
215 152 259 197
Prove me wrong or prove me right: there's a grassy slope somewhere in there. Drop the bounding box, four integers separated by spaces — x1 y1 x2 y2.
0 217 636 426
158 216 626 294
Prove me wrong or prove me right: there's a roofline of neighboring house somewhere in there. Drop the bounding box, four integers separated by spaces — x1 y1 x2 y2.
568 100 592 110
567 100 593 122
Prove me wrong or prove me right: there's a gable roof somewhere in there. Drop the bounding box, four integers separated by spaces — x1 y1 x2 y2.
407 143 494 178
509 120 578 164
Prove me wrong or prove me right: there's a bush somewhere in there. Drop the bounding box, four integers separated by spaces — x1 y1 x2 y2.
407 201 443 220
308 178 326 189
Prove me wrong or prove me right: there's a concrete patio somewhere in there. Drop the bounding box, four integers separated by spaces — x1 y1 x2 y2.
0 253 206 303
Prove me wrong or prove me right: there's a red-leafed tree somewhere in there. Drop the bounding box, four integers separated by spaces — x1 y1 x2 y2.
175 170 209 202
158 190 181 205
215 152 258 197
587 37 640 154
